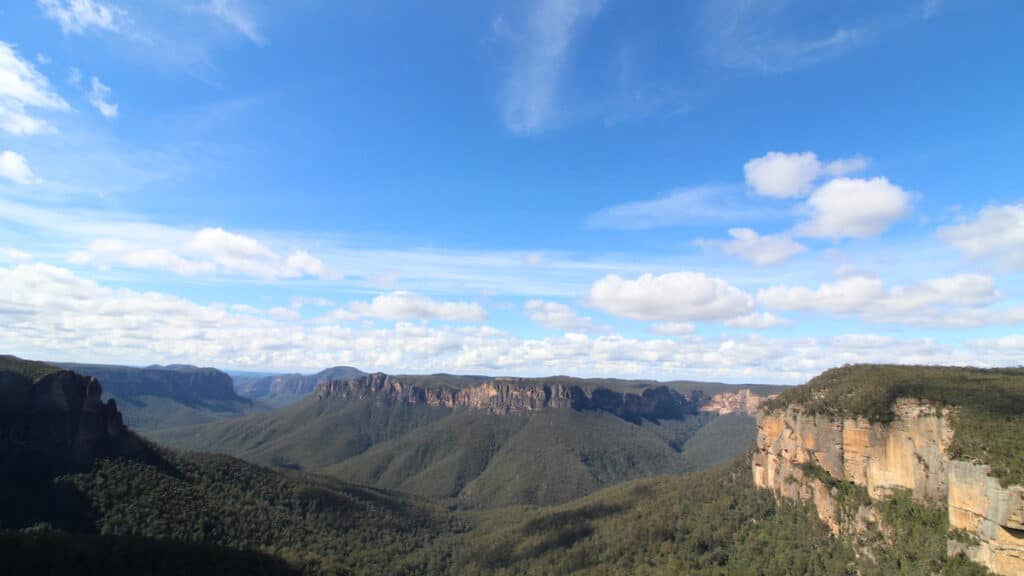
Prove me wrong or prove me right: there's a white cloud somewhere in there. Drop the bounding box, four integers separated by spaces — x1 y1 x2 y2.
2 262 1020 383
0 151 39 184
698 227 806 266
498 0 603 134
758 274 1016 328
36 53 51 65
37 0 130 35
1 248 32 261
284 250 327 278
197 0 264 44
758 275 888 314
0 42 70 135
70 238 216 276
587 187 765 230
590 272 753 322
524 300 601 332
67 226 328 281
938 204 1024 270
347 291 488 323
724 312 788 329
744 151 867 198
650 321 696 336
703 1 864 74
795 177 911 239
87 76 118 118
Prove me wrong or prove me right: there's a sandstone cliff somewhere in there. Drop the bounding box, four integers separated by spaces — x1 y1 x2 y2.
0 369 127 469
314 373 701 421
753 398 1024 575
700 388 774 416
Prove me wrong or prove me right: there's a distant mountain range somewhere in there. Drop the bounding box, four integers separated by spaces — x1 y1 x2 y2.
234 365 366 401
153 372 776 507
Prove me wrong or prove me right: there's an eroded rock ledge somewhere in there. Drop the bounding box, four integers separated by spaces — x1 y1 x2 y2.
752 398 1024 575
314 373 705 421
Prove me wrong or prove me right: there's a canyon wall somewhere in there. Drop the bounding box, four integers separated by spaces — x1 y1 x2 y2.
752 399 1024 575
314 373 702 421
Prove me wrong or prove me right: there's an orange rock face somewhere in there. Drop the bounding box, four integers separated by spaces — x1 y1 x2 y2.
752 399 1023 575
313 373 701 421
698 389 774 416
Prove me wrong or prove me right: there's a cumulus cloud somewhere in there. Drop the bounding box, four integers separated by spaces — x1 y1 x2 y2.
590 272 753 322
87 76 118 118
758 275 885 314
697 227 806 266
37 0 130 35
524 300 601 332
347 291 488 323
938 204 1024 270
795 177 911 239
744 151 868 198
197 0 264 44
498 0 603 134
3 262 1019 383
0 151 39 184
0 42 70 135
758 274 1017 327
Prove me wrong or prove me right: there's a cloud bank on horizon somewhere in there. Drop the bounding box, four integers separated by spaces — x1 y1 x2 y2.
1 0 1022 384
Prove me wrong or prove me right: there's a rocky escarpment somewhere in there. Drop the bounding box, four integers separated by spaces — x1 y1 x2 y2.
314 373 701 421
753 398 1024 575
0 369 127 470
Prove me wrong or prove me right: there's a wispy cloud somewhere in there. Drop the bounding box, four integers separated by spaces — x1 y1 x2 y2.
0 42 70 135
702 0 865 74
37 0 131 36
497 0 603 134
87 76 119 118
587 186 777 230
196 0 265 45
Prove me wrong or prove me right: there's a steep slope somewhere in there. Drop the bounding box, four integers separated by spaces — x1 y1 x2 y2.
154 372 768 507
0 361 455 576
59 361 257 431
753 364 1022 575
445 457 859 575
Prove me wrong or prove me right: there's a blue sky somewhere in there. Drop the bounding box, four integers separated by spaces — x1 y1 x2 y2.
1 0 1022 383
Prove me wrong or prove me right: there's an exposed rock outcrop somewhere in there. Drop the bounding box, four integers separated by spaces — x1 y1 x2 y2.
752 398 1024 575
700 389 774 416
0 369 127 470
314 373 701 421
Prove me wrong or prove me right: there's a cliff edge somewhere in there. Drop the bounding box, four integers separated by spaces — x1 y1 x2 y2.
752 364 1024 575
